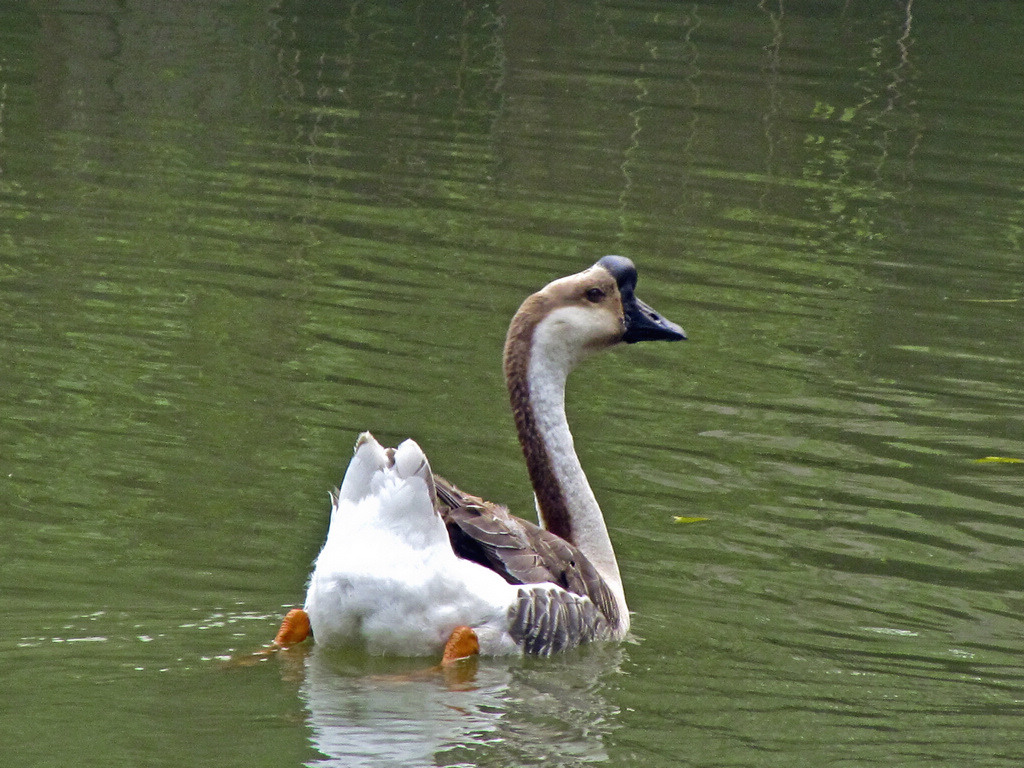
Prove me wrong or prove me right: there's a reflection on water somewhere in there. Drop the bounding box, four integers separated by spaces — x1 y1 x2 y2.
297 644 623 767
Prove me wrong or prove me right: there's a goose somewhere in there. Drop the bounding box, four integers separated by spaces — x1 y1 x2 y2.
271 256 685 659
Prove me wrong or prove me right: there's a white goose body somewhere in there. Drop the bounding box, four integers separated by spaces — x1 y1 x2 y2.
304 434 606 655
302 256 685 656
304 435 520 654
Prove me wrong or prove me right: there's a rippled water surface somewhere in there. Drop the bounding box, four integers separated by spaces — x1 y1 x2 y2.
3 1 1024 766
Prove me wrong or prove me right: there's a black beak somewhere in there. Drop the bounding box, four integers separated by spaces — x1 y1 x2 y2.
622 294 687 343
595 255 687 344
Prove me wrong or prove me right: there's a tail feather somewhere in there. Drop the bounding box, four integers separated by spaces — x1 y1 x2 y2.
337 431 390 503
393 438 437 508
331 433 441 533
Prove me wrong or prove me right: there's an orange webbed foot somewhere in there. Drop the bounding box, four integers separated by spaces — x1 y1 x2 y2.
272 608 311 649
221 608 310 666
438 625 480 687
441 625 480 665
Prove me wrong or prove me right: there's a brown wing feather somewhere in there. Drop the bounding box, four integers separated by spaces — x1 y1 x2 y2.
434 475 620 628
507 585 612 655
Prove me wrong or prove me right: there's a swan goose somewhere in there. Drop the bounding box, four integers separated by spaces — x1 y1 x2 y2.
272 256 685 659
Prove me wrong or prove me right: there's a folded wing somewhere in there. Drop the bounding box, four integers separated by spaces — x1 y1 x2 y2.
434 475 621 635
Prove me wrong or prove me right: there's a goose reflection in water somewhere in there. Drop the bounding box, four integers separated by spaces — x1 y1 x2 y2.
288 642 624 767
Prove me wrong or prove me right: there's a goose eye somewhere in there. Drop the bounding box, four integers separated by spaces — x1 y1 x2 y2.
585 287 605 303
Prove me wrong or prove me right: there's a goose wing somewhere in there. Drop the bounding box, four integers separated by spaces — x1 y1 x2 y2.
507 585 612 656
433 475 620 629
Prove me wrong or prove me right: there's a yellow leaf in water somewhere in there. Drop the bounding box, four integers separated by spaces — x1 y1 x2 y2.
673 516 710 524
975 456 1024 464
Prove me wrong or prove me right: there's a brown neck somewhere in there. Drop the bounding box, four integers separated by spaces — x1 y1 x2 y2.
503 300 575 544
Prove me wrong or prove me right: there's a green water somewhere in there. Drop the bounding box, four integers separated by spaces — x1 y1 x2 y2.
2 1 1024 766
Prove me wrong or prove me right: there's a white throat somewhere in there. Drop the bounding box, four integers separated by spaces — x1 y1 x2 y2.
526 309 629 632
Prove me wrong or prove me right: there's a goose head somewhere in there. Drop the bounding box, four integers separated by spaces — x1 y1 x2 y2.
508 255 686 369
